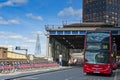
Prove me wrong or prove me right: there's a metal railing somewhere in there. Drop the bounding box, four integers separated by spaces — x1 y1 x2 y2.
45 20 82 30
0 62 60 74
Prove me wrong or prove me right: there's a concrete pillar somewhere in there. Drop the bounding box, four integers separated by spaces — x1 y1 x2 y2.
49 43 52 57
46 34 49 57
46 33 53 61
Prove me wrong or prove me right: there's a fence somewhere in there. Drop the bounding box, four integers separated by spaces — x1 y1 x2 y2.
0 62 59 74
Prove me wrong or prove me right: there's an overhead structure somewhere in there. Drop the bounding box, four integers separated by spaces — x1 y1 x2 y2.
45 23 120 65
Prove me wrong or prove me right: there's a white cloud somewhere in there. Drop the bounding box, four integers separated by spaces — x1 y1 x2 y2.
0 31 5 34
0 31 36 44
0 31 46 56
8 19 20 24
0 16 3 19
0 16 20 25
23 38 36 43
0 31 35 43
34 31 44 35
26 39 36 43
8 35 23 39
0 32 23 39
32 31 46 39
10 0 28 4
0 0 28 8
26 13 43 21
58 7 82 18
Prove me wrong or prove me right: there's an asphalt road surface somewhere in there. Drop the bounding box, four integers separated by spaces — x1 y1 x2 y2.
12 67 120 80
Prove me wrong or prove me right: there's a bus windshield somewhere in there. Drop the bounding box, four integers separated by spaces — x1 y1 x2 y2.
85 31 110 64
85 51 110 64
87 32 110 42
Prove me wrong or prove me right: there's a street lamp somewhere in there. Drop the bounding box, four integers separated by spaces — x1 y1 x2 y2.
15 46 28 61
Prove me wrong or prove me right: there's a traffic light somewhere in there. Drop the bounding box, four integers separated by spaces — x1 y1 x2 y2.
15 46 21 50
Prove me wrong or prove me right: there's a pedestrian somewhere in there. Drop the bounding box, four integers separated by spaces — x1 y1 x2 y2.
59 53 62 66
68 59 71 66
74 58 77 66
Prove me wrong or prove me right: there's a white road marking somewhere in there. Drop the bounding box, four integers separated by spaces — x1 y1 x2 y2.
19 77 39 80
114 69 118 80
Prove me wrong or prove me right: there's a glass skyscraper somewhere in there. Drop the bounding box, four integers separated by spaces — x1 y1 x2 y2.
83 0 120 27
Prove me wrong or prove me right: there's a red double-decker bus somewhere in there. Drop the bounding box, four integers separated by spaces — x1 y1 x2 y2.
83 31 117 75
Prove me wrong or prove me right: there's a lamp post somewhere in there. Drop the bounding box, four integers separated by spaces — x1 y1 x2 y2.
15 46 28 62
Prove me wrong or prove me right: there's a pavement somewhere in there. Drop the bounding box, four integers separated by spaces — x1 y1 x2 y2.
0 66 72 80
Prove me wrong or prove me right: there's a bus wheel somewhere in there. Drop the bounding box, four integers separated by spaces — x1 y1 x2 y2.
109 69 113 76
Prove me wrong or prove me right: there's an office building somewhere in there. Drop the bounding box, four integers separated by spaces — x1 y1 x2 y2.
83 0 120 27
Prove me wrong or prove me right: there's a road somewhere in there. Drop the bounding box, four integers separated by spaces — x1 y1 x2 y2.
11 67 120 80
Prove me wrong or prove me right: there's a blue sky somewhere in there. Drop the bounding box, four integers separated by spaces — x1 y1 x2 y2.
0 0 82 56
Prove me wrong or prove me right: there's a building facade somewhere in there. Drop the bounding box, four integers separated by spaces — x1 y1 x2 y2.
0 47 26 60
0 47 47 63
83 0 120 27
0 47 8 59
